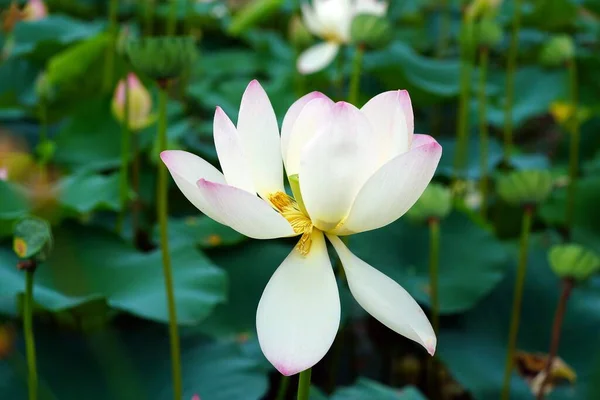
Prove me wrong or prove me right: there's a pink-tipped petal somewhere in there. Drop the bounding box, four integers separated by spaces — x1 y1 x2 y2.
360 90 414 165
213 106 255 194
297 42 340 75
281 91 330 172
196 179 296 239
333 136 442 235
257 231 340 376
284 96 335 175
160 150 227 224
236 80 284 199
299 102 379 231
327 235 436 355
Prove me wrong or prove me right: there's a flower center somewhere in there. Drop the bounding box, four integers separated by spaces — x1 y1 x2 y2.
268 192 313 256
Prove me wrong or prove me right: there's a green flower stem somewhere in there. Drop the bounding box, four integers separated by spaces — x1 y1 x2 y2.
116 76 131 234
501 205 534 400
536 278 574 400
185 0 195 34
144 0 155 36
453 16 475 180
565 59 579 232
435 0 450 58
275 375 290 400
335 48 345 99
166 0 178 36
297 368 312 400
104 0 119 92
503 0 523 163
348 44 364 105
428 217 441 334
24 270 37 400
157 87 182 400
477 46 490 219
131 133 142 245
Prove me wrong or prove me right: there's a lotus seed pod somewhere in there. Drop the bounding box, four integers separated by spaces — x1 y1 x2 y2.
497 170 553 206
548 244 600 282
126 36 198 81
350 14 392 48
13 216 53 264
476 18 502 48
407 183 453 223
539 35 575 68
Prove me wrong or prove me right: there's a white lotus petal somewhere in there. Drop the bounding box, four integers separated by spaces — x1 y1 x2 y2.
327 234 436 355
299 102 379 231
354 0 388 17
213 106 255 194
196 179 296 239
297 42 340 75
257 230 340 376
160 150 227 224
313 0 352 41
284 96 335 175
237 80 284 198
361 90 414 164
301 3 323 35
333 135 442 235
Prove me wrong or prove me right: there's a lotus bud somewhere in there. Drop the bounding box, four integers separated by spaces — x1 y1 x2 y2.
466 0 502 20
350 14 392 48
112 73 155 131
0 167 7 181
23 0 47 21
497 170 553 207
13 216 53 269
126 36 198 83
288 14 312 49
548 244 600 282
539 35 575 68
476 18 503 48
407 183 452 223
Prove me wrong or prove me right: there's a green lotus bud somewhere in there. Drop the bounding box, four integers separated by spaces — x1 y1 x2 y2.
34 72 53 100
289 15 312 49
548 244 600 282
126 36 198 81
350 14 392 48
13 216 53 267
539 35 575 68
407 183 452 222
497 170 553 206
466 0 502 20
476 18 502 48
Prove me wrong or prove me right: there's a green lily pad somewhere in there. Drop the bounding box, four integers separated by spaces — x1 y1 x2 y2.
332 378 426 400
0 224 227 324
0 322 269 399
438 237 600 399
348 211 511 314
167 216 246 249
0 181 30 238
58 172 121 214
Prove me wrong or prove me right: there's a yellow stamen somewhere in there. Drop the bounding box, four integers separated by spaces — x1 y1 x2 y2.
268 192 313 256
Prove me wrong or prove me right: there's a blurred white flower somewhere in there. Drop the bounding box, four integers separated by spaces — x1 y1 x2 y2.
297 0 387 74
162 80 441 376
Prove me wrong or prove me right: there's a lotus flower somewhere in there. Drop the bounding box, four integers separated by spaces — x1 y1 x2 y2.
0 167 7 181
298 0 387 74
161 80 442 376
23 0 47 21
111 73 154 131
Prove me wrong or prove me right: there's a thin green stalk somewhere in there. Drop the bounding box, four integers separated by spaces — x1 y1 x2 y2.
427 217 441 397
185 0 196 34
297 368 312 400
144 0 155 36
435 0 450 58
565 60 579 232
24 270 37 400
536 278 574 400
275 375 290 400
116 76 131 234
503 0 523 163
348 44 364 105
478 46 490 219
166 0 178 36
104 0 119 92
501 205 534 400
453 16 475 180
157 87 182 400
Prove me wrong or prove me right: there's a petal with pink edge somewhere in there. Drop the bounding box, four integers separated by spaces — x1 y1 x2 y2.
257 230 340 376
160 150 227 224
334 135 442 235
327 235 436 355
237 80 284 198
197 179 296 239
213 106 255 194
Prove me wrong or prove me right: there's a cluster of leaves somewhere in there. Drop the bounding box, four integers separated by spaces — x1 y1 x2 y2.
1 0 600 399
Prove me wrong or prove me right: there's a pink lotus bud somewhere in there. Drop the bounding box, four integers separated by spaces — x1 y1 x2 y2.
23 0 48 21
191 395 201 400
0 167 7 181
111 73 154 131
